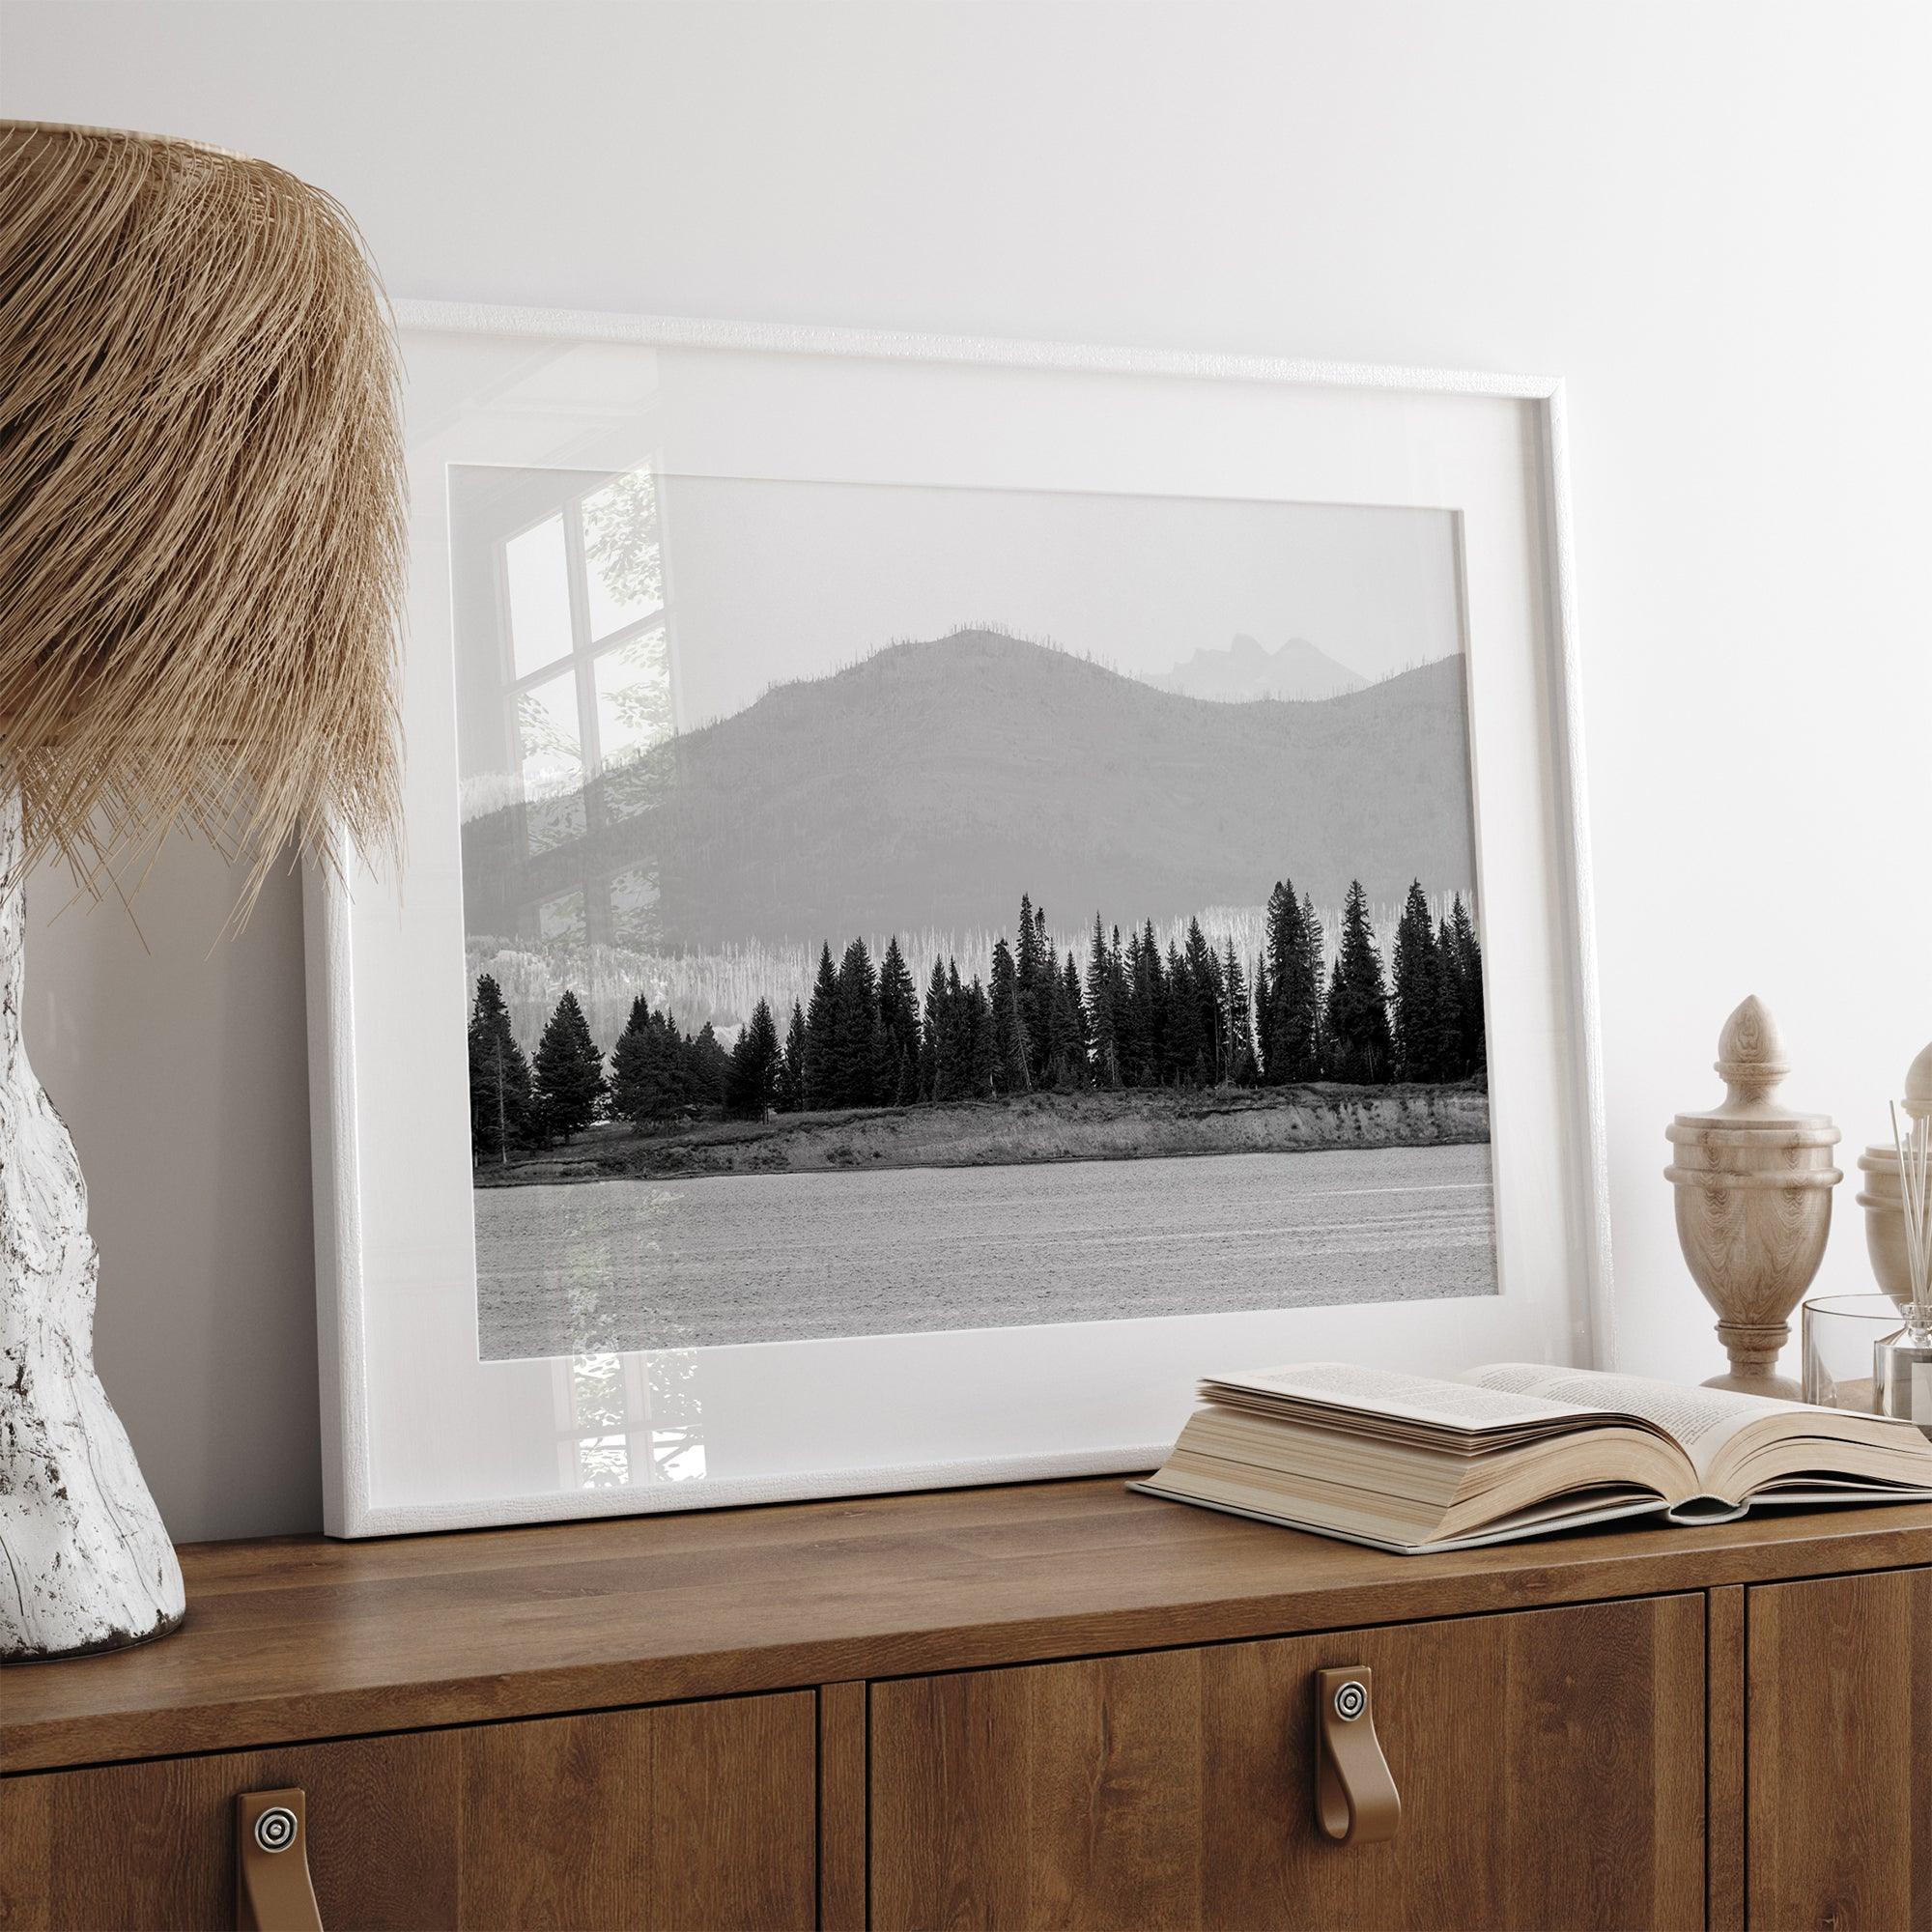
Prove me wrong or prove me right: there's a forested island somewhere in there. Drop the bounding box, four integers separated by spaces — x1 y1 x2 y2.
468 874 1485 1178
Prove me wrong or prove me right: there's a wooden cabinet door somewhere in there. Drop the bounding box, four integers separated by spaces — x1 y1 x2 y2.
870 1595 1705 1931
1749 1567 1932 1929
0 1690 815 1931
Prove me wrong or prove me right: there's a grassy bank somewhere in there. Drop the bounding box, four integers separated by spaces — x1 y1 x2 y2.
474 1082 1490 1186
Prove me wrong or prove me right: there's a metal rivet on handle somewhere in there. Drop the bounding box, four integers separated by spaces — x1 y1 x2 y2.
1332 1680 1368 1722
254 1806 298 1854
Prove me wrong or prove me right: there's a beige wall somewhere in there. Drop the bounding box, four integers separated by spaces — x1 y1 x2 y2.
6 0 1931 1541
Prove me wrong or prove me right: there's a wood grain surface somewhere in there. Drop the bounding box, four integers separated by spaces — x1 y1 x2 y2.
869 1593 1706 1930
817 1681 867 1932
0 1690 814 1932
1748 1565 1932 1930
1706 1584 1747 1932
8 1479 1932 1774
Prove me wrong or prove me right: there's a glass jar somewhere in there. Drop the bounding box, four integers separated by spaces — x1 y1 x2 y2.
1801 1293 1902 1412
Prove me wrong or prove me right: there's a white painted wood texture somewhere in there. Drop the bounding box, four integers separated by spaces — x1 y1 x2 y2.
0 791 184 1658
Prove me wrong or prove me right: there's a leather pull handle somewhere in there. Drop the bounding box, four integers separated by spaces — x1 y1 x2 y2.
236 1788 324 1932
1314 1666 1400 1845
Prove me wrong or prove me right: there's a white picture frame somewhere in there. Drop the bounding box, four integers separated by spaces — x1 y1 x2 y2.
306 302 1610 1537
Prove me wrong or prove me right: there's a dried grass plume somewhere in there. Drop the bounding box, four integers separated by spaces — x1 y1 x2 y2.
0 121 404 908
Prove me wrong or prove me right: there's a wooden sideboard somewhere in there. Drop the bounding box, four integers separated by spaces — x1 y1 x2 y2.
2 1477 1928 1930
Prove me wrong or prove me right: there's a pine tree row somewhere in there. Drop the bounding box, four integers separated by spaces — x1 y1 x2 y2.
468 880 1485 1166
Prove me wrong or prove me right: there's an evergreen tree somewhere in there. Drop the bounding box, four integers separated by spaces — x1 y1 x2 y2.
1085 913 1120 1088
1257 952 1272 1074
1433 916 1465 1081
726 998 782 1119
778 1001 807 1113
1322 880 1394 1082
1261 881 1298 1084
1183 918 1220 1084
922 956 951 1100
1251 951 1271 1080
1446 895 1486 1080
1221 939 1255 1086
1391 880 1445 1081
688 1021 730 1107
1251 948 1272 1080
831 938 882 1107
803 943 839 1110
940 960 972 1097
610 993 664 1126
988 937 1029 1094
876 936 922 1105
662 1009 701 1119
1013 892 1045 1082
1133 922 1166 1086
1048 951 1090 1088
966 977 998 1098
530 989 606 1144
468 973 531 1165
1298 894 1326 1080
1106 925 1137 1084
658 1012 696 1115
1263 879 1324 1083
1206 942 1230 1082
1164 939 1202 1085
655 1011 691 1116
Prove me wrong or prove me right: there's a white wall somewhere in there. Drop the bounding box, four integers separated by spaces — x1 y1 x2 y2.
6 0 1930 1542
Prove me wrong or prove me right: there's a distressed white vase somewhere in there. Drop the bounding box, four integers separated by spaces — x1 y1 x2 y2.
0 792 184 1660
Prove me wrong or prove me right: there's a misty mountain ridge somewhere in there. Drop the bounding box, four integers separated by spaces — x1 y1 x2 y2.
1144 633 1368 703
462 628 1477 952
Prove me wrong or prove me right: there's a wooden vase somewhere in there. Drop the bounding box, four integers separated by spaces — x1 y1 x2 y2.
1664 997 1841 1400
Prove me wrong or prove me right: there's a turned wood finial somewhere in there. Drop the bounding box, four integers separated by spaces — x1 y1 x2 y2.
1711 995 1792 1118
1905 1039 1932 1122
1666 994 1840 1399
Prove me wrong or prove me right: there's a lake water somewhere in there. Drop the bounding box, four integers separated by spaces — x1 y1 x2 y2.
474 1143 1496 1359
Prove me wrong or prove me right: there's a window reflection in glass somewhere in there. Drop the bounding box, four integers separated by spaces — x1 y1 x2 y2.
572 1352 630 1487
504 514 574 679
610 865 659 949
539 889 586 945
515 671 582 786
517 673 584 853
582 469 662 641
649 1349 705 1483
476 461 678 963
548 1347 705 1492
593 624 673 764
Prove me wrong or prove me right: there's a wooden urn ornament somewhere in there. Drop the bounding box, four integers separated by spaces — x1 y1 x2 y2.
1664 997 1842 1400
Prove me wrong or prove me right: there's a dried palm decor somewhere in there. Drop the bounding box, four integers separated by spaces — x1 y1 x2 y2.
0 122 404 1660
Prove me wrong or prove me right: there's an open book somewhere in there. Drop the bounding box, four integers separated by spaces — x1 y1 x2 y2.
1131 1361 1932 1553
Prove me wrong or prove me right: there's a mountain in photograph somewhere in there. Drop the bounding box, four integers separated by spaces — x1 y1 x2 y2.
461 629 1476 952
1144 633 1368 703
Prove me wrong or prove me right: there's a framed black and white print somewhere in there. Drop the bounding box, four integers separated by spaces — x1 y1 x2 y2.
305 305 1609 1535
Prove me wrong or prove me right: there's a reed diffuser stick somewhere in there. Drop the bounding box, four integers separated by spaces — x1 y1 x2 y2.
1890 1100 1932 1340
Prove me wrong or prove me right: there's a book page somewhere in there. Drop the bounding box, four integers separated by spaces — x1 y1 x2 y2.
1464 1364 1799 1477
1206 1361 1604 1434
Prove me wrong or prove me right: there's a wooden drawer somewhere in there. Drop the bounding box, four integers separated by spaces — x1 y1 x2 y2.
0 1690 816 1932
1748 1566 1932 1930
869 1594 1705 1931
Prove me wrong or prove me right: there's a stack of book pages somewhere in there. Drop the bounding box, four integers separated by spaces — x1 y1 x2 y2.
1133 1361 1932 1553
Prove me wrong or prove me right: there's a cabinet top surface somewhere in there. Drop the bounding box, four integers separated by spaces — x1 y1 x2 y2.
8 1476 1932 1774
